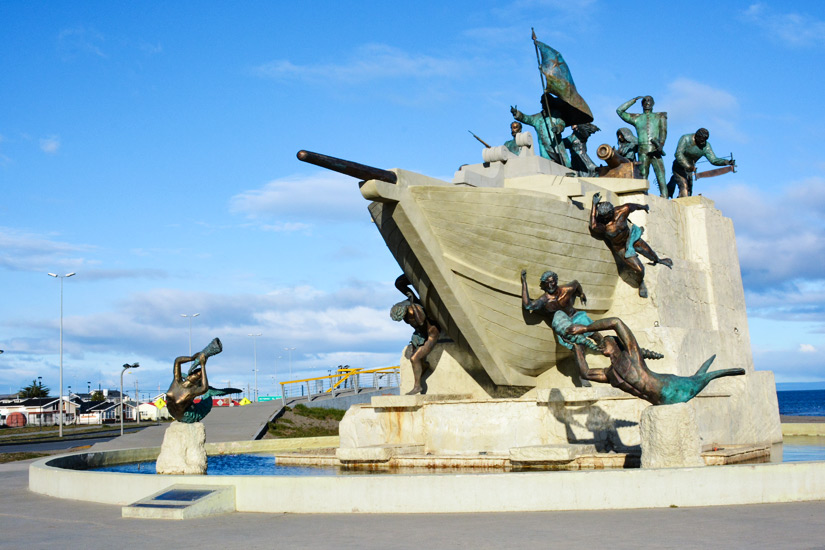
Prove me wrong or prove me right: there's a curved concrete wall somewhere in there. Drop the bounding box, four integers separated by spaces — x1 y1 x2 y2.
29 437 825 513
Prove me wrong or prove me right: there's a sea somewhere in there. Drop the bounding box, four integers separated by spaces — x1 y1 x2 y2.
776 389 825 416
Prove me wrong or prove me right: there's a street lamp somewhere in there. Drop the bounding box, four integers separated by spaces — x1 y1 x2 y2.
180 313 200 356
284 347 296 379
120 363 139 436
48 271 75 437
248 333 261 402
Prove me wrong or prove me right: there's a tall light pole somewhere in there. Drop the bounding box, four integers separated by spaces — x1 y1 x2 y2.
284 347 296 379
275 355 281 394
180 313 200 356
120 363 139 436
134 378 140 425
48 271 75 437
248 333 261 402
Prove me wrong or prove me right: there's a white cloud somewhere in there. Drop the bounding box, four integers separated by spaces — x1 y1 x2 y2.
661 78 744 142
0 227 93 273
712 178 825 331
7 281 410 390
744 3 825 48
57 27 107 59
714 179 825 291
229 172 369 225
251 43 465 84
39 135 61 154
799 344 817 353
260 222 312 233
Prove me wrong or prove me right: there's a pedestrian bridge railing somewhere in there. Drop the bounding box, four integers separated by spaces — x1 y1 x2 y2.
279 366 400 402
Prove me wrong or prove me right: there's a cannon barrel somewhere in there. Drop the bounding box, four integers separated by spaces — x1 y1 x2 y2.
297 150 397 184
596 144 629 169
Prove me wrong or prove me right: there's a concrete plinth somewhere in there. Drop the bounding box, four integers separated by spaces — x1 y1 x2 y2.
156 422 207 475
640 403 705 469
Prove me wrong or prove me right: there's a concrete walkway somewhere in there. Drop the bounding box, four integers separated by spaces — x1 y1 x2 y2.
92 401 283 451
3 458 825 549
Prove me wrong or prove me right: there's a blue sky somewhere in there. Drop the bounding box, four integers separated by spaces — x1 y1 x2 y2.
2 1 824 399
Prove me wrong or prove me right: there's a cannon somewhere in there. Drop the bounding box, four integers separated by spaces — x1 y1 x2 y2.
297 150 397 184
596 144 638 179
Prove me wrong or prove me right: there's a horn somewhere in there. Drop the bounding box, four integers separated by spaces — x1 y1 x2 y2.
199 338 223 358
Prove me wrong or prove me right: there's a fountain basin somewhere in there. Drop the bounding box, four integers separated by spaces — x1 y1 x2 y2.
29 436 825 514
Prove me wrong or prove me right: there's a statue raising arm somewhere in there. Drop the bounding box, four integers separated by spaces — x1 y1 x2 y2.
616 96 643 124
521 269 548 312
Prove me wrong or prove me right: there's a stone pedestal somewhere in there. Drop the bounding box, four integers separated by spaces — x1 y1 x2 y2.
640 403 705 469
156 421 207 475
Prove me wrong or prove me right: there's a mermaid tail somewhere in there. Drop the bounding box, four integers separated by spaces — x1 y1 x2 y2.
658 356 745 405
694 355 716 375
202 386 241 399
180 386 241 423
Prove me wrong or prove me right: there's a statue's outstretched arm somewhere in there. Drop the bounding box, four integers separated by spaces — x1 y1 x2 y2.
616 97 640 124
521 270 531 308
197 355 209 391
583 317 639 353
173 356 194 382
703 142 732 166
409 303 427 327
589 193 602 232
618 203 650 216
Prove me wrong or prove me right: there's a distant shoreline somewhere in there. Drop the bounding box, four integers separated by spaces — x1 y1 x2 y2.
781 415 825 424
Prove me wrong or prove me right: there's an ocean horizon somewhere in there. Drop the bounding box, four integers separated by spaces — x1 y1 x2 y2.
777 388 825 416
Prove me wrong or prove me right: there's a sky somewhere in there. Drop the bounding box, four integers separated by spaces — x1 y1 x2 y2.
1 0 825 400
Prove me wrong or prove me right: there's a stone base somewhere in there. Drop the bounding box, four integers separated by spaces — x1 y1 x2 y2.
340 374 781 463
640 403 705 469
156 422 207 475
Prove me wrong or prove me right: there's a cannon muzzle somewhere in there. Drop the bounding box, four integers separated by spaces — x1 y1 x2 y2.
596 144 630 169
297 150 397 184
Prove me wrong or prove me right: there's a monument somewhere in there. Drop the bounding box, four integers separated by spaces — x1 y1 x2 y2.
294 34 780 470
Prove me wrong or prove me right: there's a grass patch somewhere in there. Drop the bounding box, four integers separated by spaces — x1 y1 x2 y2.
293 404 346 421
0 452 50 464
267 405 345 438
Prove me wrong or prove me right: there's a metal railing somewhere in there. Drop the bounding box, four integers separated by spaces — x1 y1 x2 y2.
279 366 400 401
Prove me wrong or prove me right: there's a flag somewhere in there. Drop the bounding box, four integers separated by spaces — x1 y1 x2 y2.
535 39 593 125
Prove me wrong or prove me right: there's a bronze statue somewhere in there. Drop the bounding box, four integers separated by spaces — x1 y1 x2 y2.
165 338 240 423
668 128 735 198
617 96 668 196
504 121 523 155
589 192 672 298
391 275 440 395
616 127 638 162
511 97 570 167
567 317 745 404
521 269 603 386
563 123 600 176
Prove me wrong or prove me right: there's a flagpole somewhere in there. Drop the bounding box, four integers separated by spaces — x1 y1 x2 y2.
531 28 557 162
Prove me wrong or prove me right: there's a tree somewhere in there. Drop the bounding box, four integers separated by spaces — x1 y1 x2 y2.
18 379 50 398
90 390 105 402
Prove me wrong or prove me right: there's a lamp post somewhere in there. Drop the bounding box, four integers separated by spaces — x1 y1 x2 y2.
134 379 140 425
274 355 281 396
284 347 296 379
38 376 43 429
120 363 139 436
248 333 261 402
180 313 200 356
48 271 75 437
